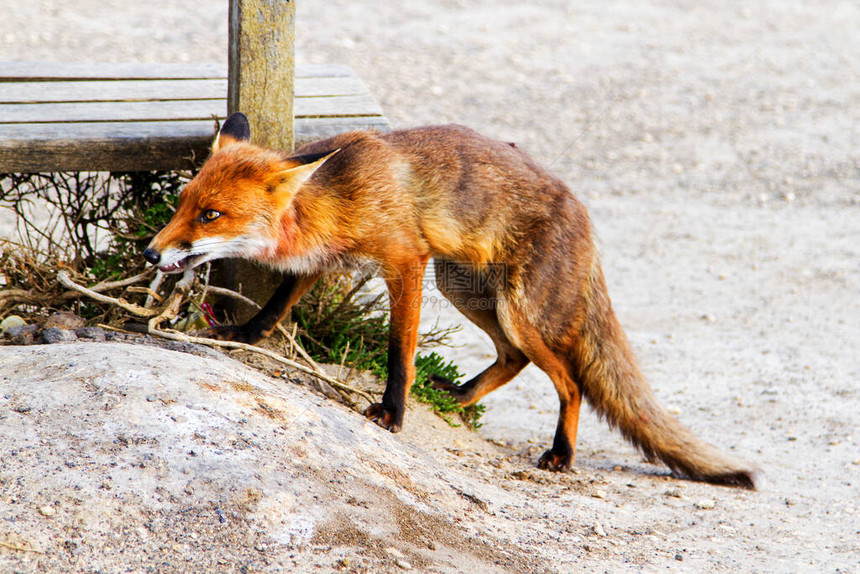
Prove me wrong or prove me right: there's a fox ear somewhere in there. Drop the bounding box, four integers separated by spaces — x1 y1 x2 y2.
268 149 340 195
213 112 251 152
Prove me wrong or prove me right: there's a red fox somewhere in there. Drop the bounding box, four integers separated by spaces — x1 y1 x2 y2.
144 113 756 488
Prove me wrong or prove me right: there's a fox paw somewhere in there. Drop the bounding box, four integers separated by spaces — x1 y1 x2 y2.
198 325 260 344
364 403 402 433
537 449 573 472
428 374 466 401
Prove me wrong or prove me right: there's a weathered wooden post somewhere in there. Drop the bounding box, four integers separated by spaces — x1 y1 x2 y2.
223 0 297 319
228 0 296 151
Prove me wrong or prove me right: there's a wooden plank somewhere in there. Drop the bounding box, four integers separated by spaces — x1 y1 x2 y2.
0 120 217 141
0 116 389 173
297 93 383 118
0 62 225 81
0 100 225 124
0 77 371 104
0 79 228 104
295 64 355 78
294 116 389 144
0 62 354 81
0 121 215 172
295 76 373 97
0 93 382 124
0 117 389 143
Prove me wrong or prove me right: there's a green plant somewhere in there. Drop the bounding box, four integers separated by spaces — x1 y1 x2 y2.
292 273 391 377
0 171 185 320
0 171 184 269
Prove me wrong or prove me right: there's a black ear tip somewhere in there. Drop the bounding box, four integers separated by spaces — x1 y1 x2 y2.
221 112 251 142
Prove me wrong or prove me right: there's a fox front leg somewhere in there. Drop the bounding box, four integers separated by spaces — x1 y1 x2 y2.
202 272 320 344
364 257 428 432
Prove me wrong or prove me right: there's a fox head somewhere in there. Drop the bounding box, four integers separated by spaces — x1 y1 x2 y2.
143 113 337 274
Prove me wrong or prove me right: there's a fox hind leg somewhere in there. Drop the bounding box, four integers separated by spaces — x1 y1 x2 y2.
429 260 529 405
495 301 584 472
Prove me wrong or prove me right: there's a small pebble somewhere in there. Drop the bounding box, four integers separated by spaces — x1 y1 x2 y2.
7 324 38 345
75 326 106 341
41 327 77 344
45 311 85 330
592 489 607 499
694 499 716 510
593 523 607 537
38 506 56 517
0 315 26 334
395 559 412 570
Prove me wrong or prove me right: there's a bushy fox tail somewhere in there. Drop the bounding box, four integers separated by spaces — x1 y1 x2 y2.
573 262 757 489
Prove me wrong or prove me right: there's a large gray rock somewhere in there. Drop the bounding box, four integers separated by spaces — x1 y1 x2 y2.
0 343 535 573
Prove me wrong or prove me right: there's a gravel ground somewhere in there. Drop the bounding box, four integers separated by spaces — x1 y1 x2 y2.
2 1 859 571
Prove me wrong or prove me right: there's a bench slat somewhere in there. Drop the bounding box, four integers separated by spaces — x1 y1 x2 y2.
0 79 228 104
0 116 389 173
0 62 354 81
0 77 374 104
0 94 382 124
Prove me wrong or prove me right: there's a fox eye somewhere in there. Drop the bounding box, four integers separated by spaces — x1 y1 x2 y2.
200 209 222 223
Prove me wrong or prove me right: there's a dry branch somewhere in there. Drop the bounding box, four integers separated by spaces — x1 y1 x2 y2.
56 270 375 405
57 270 159 317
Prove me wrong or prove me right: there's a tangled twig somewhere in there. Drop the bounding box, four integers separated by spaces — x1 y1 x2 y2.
57 270 159 317
55 270 375 404
147 269 195 331
62 268 156 299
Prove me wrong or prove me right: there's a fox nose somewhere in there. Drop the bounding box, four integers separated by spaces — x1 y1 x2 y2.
143 247 161 265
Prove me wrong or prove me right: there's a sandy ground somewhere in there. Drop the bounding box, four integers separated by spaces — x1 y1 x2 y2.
2 0 859 571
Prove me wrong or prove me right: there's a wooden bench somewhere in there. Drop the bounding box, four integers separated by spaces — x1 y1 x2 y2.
0 1 388 174
0 61 388 173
